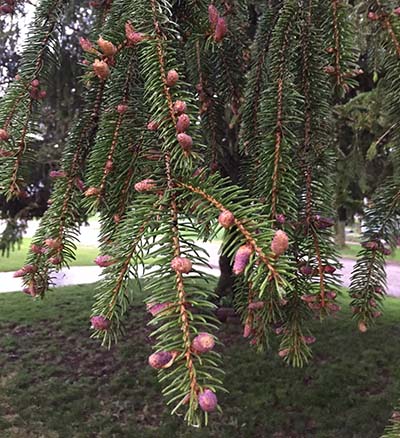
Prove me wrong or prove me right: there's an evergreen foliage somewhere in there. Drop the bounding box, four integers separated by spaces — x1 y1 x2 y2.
1 0 400 428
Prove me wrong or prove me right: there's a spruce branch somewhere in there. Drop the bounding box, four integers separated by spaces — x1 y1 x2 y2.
177 181 281 280
374 0 400 56
0 0 64 198
240 6 279 157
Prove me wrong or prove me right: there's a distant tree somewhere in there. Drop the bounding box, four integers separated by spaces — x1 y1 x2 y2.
0 1 91 253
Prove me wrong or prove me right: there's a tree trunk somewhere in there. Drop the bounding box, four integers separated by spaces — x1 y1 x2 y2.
215 254 234 299
336 207 347 248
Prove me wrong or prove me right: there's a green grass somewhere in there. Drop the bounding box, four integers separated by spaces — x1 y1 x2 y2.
0 238 99 272
340 243 400 263
0 284 399 437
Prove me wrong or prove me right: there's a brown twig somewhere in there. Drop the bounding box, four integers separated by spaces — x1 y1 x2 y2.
177 181 281 282
270 15 294 219
150 0 198 399
375 0 400 57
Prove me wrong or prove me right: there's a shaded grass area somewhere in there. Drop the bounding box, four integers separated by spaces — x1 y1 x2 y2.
0 238 99 272
1 284 400 437
340 243 400 263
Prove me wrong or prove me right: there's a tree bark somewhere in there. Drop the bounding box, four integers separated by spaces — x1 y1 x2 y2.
335 207 347 248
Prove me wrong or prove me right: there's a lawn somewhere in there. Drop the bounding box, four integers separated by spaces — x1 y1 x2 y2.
0 238 99 272
0 284 399 437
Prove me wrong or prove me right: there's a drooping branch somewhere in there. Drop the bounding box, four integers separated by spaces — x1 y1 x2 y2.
177 181 280 280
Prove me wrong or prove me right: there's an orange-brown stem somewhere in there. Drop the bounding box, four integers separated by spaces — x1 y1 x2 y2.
311 230 325 307
375 0 400 56
178 182 280 281
55 83 105 252
7 0 61 195
150 0 198 397
8 99 34 196
106 217 153 317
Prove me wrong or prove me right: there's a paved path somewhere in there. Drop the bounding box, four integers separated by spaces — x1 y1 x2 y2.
1 242 399 296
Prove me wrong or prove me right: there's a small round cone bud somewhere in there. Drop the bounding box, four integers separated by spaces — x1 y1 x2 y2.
362 241 379 250
39 90 47 99
323 265 336 274
248 301 264 311
358 321 367 333
117 104 128 114
303 335 316 345
214 17 227 42
147 302 171 316
24 284 38 297
308 302 322 311
30 88 40 99
134 178 156 192
198 389 218 412
91 315 111 330
326 290 337 300
276 213 286 224
75 178 85 191
218 210 234 229
93 59 110 80
192 332 215 354
49 256 62 265
94 255 114 267
271 230 289 256
84 186 100 197
31 79 40 88
243 323 252 338
0 129 9 141
171 257 192 274
1 5 14 14
0 149 12 157
147 120 159 131
173 100 187 114
22 265 37 274
176 114 190 133
324 65 335 74
208 4 219 26
314 215 335 229
368 11 379 21
97 36 117 56
49 170 66 178
278 348 289 358
148 351 174 369
79 37 93 52
233 244 253 275
326 302 341 312
44 238 62 250
125 22 145 45
177 133 193 151
300 265 313 276
166 69 179 87
105 159 113 173
30 244 46 255
13 268 26 278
